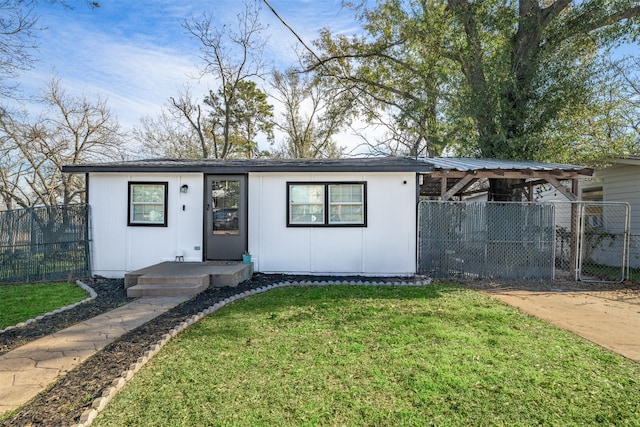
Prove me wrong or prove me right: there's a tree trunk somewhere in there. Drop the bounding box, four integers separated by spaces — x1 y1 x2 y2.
488 178 525 201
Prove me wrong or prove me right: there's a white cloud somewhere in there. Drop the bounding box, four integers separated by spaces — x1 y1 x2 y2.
18 5 206 128
12 0 375 154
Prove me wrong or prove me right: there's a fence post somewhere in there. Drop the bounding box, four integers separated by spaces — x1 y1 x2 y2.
570 202 580 281
570 180 580 281
84 204 92 277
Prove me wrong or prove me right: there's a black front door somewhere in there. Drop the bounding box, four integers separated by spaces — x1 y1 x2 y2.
205 175 247 260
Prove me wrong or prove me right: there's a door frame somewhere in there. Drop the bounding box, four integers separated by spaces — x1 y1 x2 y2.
203 174 248 260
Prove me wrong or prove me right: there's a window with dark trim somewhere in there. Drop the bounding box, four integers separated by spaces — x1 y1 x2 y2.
287 182 367 227
582 186 603 228
128 182 168 226
582 187 603 202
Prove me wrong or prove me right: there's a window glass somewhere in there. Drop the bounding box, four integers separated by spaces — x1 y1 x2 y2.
329 184 364 224
288 182 366 226
212 180 240 235
582 187 603 228
582 187 603 202
129 183 167 226
289 184 325 224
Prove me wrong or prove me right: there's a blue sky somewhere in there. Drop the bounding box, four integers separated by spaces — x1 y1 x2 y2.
19 0 359 131
16 1 639 156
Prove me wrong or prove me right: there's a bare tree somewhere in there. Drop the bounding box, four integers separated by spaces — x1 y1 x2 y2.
179 0 270 158
135 86 214 159
138 79 274 160
0 0 39 99
0 77 127 208
270 69 352 158
614 56 640 153
0 0 99 100
136 111 204 159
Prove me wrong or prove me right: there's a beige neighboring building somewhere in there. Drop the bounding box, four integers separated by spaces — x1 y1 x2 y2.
580 156 640 268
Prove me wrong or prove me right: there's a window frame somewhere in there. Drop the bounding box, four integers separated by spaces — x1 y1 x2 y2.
581 187 603 202
128 181 168 227
581 186 604 229
286 181 367 227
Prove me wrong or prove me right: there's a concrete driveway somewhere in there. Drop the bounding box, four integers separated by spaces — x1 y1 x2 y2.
485 287 640 362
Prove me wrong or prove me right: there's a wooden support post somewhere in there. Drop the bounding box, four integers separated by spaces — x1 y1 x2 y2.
442 175 476 201
440 176 448 200
538 174 578 201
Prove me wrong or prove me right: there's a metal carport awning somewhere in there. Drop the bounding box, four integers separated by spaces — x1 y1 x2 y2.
417 157 594 201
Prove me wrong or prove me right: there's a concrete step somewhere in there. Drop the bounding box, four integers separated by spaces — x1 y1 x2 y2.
127 283 208 297
123 261 254 297
211 262 253 287
127 274 209 297
137 274 209 286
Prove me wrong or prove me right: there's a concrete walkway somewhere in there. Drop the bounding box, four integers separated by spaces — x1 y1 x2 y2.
0 296 189 415
3 283 639 417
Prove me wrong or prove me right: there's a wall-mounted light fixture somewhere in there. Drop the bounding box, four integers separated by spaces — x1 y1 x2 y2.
180 184 189 193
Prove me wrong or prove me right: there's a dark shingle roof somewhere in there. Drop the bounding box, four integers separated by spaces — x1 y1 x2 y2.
62 156 594 176
62 157 435 173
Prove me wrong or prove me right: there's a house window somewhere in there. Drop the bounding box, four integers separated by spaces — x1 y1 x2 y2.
329 184 365 224
287 182 366 227
582 187 603 228
128 182 168 226
582 187 603 202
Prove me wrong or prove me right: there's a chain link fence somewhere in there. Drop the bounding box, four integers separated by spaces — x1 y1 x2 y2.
418 201 631 282
0 204 91 284
630 234 640 271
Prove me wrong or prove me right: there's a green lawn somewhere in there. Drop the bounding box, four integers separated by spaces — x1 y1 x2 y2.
94 284 640 426
0 282 88 329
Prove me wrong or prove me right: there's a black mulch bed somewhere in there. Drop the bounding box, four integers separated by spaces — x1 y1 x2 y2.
0 273 417 427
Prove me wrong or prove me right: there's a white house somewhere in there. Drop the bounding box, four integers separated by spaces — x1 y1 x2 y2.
63 158 434 277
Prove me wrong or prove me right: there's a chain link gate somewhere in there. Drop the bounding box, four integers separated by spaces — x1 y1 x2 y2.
418 201 631 282
577 202 630 283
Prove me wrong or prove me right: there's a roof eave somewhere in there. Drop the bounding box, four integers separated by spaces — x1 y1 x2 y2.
61 164 434 174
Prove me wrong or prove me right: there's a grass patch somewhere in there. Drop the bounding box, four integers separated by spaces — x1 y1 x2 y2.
94 284 640 426
0 282 88 328
580 262 640 282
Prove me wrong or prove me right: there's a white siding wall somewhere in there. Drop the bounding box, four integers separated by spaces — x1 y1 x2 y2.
589 164 640 268
592 165 640 234
88 171 418 277
248 172 417 276
88 173 204 277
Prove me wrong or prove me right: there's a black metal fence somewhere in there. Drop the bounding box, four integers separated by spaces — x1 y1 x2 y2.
0 204 91 284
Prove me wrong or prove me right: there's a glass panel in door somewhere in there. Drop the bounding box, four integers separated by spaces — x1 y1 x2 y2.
212 180 240 235
206 175 247 260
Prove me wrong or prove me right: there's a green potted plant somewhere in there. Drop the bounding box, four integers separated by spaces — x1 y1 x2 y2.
242 251 252 264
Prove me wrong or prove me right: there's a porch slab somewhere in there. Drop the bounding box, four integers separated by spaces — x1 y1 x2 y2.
124 261 253 298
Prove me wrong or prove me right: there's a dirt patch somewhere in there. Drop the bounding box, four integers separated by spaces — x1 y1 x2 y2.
465 280 640 363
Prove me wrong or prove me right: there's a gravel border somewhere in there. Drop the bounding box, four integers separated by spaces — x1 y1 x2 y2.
72 278 431 427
